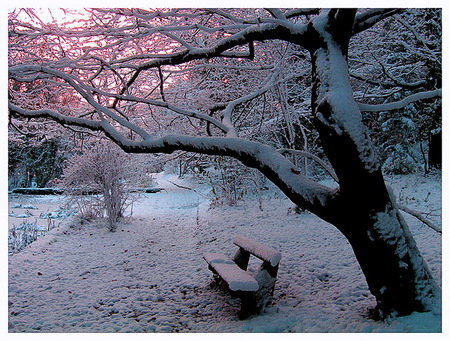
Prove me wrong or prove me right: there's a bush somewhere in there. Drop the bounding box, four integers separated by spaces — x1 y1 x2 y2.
61 141 141 231
382 144 420 174
8 222 48 254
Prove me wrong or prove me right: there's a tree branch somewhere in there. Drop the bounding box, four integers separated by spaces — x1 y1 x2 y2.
9 103 103 131
350 72 427 90
11 99 338 218
157 66 166 102
9 64 233 135
117 21 309 93
117 135 336 216
358 89 441 112
9 99 337 218
328 8 357 51
278 148 338 182
353 9 402 35
265 9 287 21
284 9 320 19
397 204 441 234
10 65 153 141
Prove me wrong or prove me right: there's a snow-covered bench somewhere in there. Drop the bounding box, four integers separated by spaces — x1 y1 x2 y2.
203 235 282 319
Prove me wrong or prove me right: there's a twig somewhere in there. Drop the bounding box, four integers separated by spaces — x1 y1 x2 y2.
278 148 338 182
165 179 209 199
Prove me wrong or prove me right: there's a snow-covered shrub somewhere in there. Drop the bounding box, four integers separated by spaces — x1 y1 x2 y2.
8 222 47 254
204 157 244 206
382 144 420 175
377 109 424 174
203 156 266 206
39 207 76 220
61 141 141 231
65 193 107 222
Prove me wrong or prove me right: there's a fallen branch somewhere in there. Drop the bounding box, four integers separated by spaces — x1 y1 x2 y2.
165 179 193 191
398 204 442 234
165 179 209 199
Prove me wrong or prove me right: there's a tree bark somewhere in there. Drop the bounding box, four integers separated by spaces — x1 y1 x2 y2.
428 129 442 169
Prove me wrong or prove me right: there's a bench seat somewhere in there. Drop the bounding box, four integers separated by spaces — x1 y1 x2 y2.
203 252 259 291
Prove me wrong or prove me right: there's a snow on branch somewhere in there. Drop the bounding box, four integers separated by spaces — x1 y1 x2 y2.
9 103 102 131
204 8 315 25
161 64 274 73
10 65 153 141
9 100 336 217
122 21 308 73
350 72 427 90
358 89 442 112
9 64 234 135
353 9 402 35
265 9 288 21
108 21 308 98
125 136 336 210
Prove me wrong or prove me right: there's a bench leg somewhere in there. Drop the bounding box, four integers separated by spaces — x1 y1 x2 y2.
239 270 277 319
238 292 260 320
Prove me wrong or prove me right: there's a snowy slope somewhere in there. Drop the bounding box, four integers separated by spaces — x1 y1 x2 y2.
7 172 441 332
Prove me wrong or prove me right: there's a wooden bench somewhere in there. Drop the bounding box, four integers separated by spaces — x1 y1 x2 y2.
203 235 281 319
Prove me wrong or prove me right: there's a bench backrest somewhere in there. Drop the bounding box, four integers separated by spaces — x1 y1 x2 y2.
233 235 281 267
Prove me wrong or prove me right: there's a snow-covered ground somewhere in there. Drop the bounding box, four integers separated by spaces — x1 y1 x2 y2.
7 195 67 231
7 172 442 332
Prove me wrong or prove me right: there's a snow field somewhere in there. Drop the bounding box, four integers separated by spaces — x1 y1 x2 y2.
7 173 441 332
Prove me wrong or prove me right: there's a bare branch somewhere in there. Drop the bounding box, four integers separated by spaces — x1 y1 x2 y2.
157 66 166 102
278 148 338 182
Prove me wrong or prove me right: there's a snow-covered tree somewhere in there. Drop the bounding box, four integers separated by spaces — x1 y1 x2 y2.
8 8 441 318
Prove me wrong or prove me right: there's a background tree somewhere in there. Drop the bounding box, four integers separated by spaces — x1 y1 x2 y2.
8 8 441 318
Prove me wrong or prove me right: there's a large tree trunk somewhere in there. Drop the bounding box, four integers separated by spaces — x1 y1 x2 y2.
323 171 440 317
338 198 439 317
305 11 440 318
